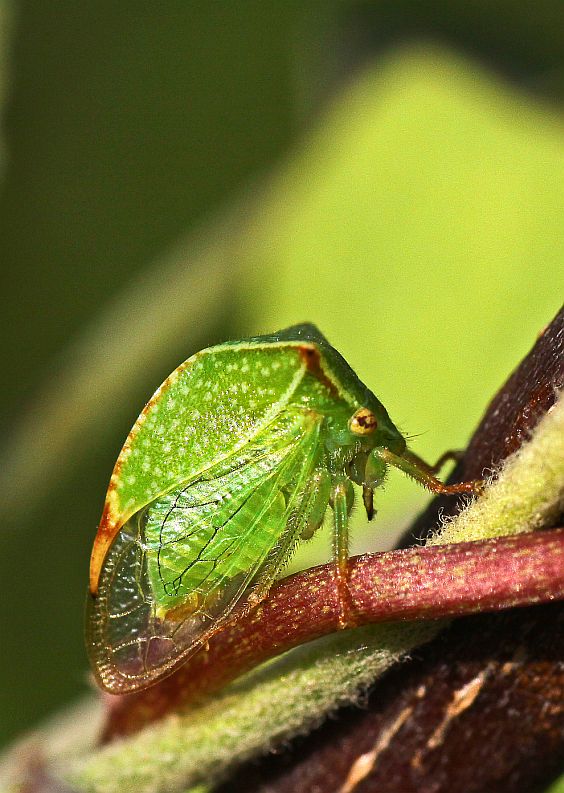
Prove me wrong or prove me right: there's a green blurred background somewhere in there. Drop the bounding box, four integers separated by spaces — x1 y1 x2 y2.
1 1 563 749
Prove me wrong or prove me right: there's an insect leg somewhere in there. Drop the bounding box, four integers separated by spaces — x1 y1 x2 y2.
300 468 331 540
362 484 375 521
401 448 463 476
369 447 483 495
331 477 355 628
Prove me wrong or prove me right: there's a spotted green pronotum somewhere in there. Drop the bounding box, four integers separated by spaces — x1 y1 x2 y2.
87 324 480 694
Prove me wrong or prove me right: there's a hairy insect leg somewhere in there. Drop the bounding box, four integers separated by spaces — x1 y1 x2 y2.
300 469 331 540
369 447 483 495
362 484 375 520
401 448 463 476
331 477 355 628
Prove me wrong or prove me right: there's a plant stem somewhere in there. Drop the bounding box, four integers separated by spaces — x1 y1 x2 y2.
104 527 564 740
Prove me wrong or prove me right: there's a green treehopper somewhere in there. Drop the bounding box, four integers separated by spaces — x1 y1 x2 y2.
87 324 480 694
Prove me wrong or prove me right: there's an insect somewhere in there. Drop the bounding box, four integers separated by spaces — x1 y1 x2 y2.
87 323 480 694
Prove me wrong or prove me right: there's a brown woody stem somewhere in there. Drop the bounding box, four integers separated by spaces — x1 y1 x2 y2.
103 527 564 740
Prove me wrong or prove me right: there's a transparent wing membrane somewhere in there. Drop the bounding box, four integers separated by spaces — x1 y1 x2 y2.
86 410 324 693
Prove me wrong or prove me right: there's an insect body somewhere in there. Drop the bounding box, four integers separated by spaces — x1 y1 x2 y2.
87 324 479 694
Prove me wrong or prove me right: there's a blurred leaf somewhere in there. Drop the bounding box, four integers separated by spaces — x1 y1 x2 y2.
0 208 247 520
546 772 564 793
4 45 563 539
237 45 564 558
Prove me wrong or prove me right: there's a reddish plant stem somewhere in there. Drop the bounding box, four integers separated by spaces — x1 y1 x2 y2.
103 527 564 740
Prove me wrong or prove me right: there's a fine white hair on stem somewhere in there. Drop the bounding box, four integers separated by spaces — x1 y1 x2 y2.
429 390 564 547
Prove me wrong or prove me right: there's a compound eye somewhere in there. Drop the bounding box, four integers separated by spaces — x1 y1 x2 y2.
349 407 378 435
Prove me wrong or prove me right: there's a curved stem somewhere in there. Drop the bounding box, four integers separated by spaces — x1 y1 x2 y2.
102 527 564 741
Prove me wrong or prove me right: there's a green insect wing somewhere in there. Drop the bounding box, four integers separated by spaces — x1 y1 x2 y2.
88 409 323 692
87 324 378 693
